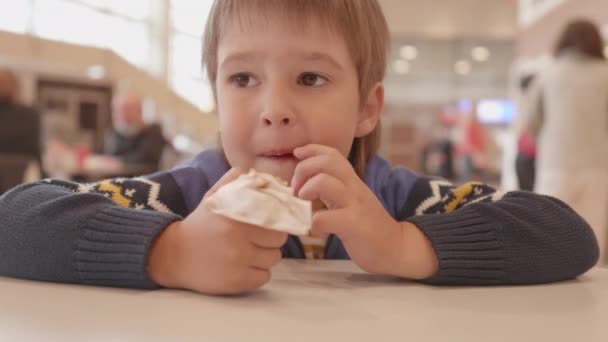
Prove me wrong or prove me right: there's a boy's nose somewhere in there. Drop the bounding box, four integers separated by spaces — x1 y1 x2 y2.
262 114 292 126
260 90 296 127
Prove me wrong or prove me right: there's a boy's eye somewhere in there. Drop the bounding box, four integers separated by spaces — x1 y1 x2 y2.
298 73 328 87
230 73 259 88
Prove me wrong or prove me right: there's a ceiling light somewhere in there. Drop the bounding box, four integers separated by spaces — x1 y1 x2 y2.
399 45 418 60
454 60 471 75
472 46 490 62
393 59 410 74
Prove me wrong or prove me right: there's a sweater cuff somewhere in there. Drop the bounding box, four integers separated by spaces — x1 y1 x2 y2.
74 206 181 289
408 207 506 285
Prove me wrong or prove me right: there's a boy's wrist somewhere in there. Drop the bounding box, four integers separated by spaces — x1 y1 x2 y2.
390 221 439 280
148 221 183 288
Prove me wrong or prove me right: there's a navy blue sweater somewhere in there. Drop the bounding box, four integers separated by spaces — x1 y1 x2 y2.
0 150 599 288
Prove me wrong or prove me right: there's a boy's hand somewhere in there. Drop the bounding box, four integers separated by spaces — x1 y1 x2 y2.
291 144 438 279
148 168 288 295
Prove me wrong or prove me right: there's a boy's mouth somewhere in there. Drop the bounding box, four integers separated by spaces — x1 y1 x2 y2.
261 149 297 161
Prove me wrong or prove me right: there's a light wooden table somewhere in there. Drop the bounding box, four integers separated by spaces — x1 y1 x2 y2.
0 260 606 342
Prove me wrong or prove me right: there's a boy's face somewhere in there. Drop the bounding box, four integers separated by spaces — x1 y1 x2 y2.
216 16 382 183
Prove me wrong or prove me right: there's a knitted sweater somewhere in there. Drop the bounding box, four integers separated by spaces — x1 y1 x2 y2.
0 150 599 288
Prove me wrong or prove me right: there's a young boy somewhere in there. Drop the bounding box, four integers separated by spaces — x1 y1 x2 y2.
0 0 599 295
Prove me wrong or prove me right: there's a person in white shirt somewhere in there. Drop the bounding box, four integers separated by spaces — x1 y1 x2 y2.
525 19 608 263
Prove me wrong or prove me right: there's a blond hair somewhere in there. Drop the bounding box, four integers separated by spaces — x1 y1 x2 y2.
202 0 389 178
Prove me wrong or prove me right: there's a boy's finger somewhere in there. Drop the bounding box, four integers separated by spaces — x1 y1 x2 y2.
249 248 282 270
297 173 349 210
238 268 272 293
310 209 351 238
247 226 289 248
204 167 244 199
293 144 340 160
291 154 351 195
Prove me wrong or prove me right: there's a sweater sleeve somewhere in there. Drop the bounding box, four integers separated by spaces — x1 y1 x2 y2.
398 178 599 285
0 172 188 289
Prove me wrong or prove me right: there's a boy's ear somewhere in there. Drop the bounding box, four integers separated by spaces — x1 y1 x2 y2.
355 82 384 137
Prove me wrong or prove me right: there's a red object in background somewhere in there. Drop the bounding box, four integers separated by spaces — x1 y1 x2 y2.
518 131 537 158
438 109 459 127
459 119 486 156
74 146 90 170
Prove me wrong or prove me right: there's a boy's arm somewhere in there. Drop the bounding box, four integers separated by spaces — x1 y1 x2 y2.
0 171 190 289
398 178 599 285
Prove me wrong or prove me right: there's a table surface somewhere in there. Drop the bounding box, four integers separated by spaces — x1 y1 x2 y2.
1 260 607 342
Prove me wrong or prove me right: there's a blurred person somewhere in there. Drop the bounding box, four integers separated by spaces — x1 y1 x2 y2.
48 92 167 180
459 106 488 182
419 135 432 174
524 19 608 262
0 67 41 159
424 126 456 180
515 74 537 191
515 131 536 191
0 67 41 193
98 92 166 174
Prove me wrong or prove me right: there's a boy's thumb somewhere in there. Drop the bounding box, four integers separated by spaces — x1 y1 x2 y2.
203 167 244 199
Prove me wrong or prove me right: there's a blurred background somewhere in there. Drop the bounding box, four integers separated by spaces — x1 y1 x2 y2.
0 0 606 188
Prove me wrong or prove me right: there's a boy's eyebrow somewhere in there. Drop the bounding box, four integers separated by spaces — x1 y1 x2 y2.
220 51 344 71
220 52 263 68
301 52 344 71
